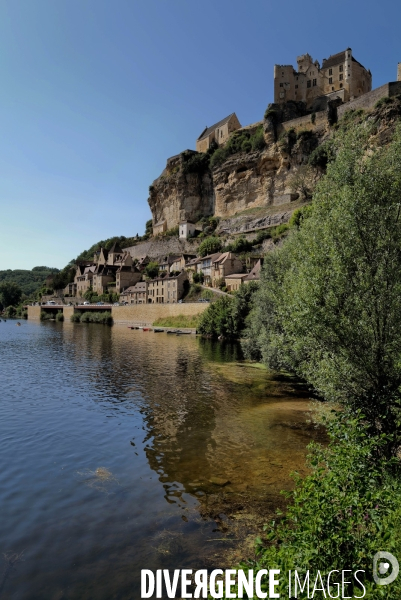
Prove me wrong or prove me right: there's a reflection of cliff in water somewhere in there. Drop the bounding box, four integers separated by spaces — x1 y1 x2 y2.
53 324 322 508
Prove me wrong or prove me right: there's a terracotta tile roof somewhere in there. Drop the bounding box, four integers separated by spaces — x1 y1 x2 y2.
225 273 248 279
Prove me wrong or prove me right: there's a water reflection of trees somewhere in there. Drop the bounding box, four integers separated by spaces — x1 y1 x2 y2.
51 325 320 506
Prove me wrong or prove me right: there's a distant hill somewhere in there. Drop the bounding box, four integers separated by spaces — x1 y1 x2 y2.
0 266 60 296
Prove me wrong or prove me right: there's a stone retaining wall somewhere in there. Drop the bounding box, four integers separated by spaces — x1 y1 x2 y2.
27 306 42 320
111 303 208 326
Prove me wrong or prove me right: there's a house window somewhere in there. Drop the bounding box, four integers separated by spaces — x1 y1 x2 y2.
340 83 343 88
339 74 343 81
332 86 334 91
339 65 343 72
280 83 283 87
307 80 311 88
329 77 333 84
312 79 317 86
329 68 332 75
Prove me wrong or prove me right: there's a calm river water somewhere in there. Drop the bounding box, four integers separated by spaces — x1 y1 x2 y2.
0 320 320 599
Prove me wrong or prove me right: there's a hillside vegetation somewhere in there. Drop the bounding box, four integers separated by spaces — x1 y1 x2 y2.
0 266 59 296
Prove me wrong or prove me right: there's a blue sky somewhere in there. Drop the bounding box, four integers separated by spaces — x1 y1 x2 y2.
0 0 400 270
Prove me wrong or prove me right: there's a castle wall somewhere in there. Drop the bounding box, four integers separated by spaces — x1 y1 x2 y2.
279 110 326 133
337 82 401 117
398 64 401 82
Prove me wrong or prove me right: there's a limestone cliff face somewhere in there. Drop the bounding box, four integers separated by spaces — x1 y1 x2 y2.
148 152 214 230
148 136 320 228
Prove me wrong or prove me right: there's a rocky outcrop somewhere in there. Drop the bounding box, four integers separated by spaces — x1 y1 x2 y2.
148 152 214 230
147 96 401 236
124 237 199 260
216 209 294 236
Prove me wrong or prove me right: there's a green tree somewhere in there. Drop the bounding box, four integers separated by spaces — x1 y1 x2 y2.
198 236 222 257
245 123 401 449
198 282 259 338
145 261 159 279
0 281 22 309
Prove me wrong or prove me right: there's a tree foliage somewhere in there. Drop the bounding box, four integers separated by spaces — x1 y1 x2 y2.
244 123 401 446
198 282 259 338
0 281 23 309
198 236 222 257
0 267 59 296
145 261 159 279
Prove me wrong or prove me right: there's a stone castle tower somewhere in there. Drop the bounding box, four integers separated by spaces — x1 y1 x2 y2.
274 48 372 108
398 63 401 82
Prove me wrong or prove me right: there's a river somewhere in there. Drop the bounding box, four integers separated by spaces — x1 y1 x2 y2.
0 320 322 599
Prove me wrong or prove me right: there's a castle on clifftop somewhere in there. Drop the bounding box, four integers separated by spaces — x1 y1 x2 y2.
274 48 372 109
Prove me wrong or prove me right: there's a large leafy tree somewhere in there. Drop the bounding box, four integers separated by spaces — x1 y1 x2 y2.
198 236 222 257
0 281 23 308
245 123 401 446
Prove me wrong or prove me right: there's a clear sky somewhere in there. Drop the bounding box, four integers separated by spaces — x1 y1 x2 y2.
0 0 400 270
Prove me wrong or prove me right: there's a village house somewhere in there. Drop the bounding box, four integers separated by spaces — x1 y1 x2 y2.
120 281 148 305
224 273 249 292
75 264 96 297
274 48 372 108
243 258 263 283
179 221 196 240
185 256 201 283
152 220 167 236
63 282 76 296
224 258 263 291
147 271 188 304
170 254 197 273
211 252 244 287
195 253 222 286
196 113 242 153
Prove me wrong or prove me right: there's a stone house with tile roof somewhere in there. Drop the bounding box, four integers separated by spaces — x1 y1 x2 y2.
120 281 148 305
147 271 188 304
211 252 244 288
196 113 241 153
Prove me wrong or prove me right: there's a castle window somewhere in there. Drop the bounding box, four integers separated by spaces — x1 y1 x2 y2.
329 68 332 75
307 80 311 88
332 87 334 91
295 84 298 89
340 83 343 88
339 65 343 72
312 79 317 86
280 83 283 87
339 74 343 81
329 77 333 84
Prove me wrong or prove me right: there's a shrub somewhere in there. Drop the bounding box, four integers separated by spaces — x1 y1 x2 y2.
55 311 64 322
289 205 313 229
145 261 159 279
198 236 222 257
40 311 53 321
308 140 335 169
253 229 272 245
181 150 210 175
76 311 113 325
193 271 204 284
374 96 394 109
251 127 266 151
198 282 259 338
225 236 253 253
